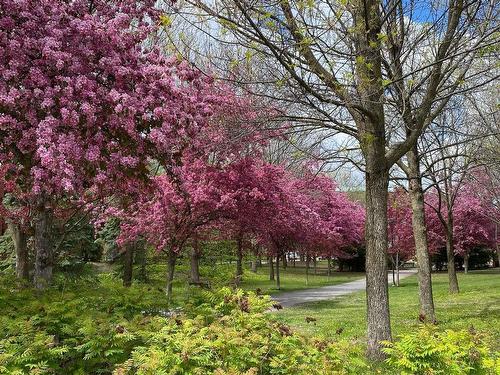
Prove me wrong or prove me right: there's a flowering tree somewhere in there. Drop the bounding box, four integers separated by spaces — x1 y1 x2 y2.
425 185 498 273
0 0 255 288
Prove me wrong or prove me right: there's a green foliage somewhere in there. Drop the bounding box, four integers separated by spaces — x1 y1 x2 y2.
1 272 499 374
382 326 500 374
0 274 168 374
114 287 369 375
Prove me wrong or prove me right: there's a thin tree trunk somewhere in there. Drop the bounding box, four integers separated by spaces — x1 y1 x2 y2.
34 200 53 290
391 256 396 286
190 236 201 283
313 256 317 274
137 244 148 282
257 255 262 267
8 221 29 280
327 256 332 277
166 250 177 303
236 235 243 279
365 169 392 360
396 252 400 287
407 145 436 322
275 253 281 290
122 242 134 287
282 253 287 269
463 252 469 274
305 255 310 286
251 260 257 273
268 256 274 281
445 221 459 293
496 223 499 267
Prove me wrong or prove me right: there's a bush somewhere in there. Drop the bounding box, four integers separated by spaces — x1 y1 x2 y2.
113 287 369 375
382 326 500 374
1 274 499 375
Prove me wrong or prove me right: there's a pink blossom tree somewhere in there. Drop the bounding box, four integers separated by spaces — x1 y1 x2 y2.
0 0 252 288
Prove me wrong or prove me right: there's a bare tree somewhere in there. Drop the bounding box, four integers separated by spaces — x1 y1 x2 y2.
420 95 490 292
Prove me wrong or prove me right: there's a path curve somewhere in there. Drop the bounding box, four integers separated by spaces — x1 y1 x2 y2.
271 270 417 308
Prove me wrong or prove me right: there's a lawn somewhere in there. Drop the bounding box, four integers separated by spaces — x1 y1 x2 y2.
274 269 500 348
239 263 364 295
141 259 365 302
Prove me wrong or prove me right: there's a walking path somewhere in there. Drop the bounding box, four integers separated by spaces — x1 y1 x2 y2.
272 269 417 308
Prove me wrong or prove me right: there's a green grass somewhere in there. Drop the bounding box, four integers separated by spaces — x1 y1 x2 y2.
239 264 364 295
141 259 364 302
274 269 500 348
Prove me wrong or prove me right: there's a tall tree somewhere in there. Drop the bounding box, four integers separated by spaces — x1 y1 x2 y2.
170 0 499 358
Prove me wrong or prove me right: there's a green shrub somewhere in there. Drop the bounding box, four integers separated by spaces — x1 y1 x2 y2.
1 273 499 375
113 287 369 375
383 325 500 374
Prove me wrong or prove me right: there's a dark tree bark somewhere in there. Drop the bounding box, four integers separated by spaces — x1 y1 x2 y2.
268 256 274 281
166 250 177 303
34 200 53 290
445 220 460 293
8 221 29 280
122 242 134 287
364 168 392 360
190 236 201 283
327 256 332 277
406 146 436 322
282 253 287 269
275 253 281 290
313 256 317 274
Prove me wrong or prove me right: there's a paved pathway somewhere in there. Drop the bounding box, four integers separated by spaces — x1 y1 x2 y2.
272 270 417 308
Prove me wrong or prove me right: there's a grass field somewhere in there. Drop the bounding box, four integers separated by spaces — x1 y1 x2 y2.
273 269 500 348
141 259 365 301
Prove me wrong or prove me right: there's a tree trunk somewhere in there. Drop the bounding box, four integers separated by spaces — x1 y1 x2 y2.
327 256 332 277
305 255 310 286
282 253 287 269
257 255 262 267
34 200 53 290
190 236 201 283
365 169 392 360
251 260 257 273
122 242 134 287
391 256 396 286
463 252 469 274
313 256 317 274
136 244 148 282
407 144 436 322
445 221 459 293
396 252 400 287
495 223 499 267
8 221 29 280
166 250 177 303
268 256 274 281
236 235 243 279
275 253 281 289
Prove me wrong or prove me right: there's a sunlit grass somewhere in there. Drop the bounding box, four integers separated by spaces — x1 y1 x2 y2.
274 269 500 348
